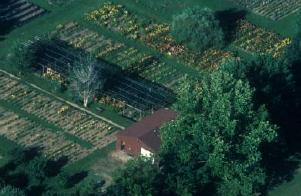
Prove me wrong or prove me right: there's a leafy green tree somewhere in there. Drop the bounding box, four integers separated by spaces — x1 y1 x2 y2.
24 156 47 185
171 7 224 52
221 56 294 110
221 55 300 187
107 157 161 196
160 70 277 195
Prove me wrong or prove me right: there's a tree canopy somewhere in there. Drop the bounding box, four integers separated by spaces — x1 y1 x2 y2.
107 157 161 196
171 7 224 52
108 70 277 196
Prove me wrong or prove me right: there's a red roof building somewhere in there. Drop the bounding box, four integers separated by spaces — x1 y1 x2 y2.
116 108 177 157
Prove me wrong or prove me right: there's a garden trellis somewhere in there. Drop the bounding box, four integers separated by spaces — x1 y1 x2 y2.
23 35 176 120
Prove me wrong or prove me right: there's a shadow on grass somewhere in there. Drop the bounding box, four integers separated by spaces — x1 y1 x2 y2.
261 56 301 192
215 8 247 44
0 147 72 194
0 0 21 39
66 171 88 188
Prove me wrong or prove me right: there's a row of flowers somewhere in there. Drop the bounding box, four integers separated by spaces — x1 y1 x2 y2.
233 20 291 57
86 2 234 70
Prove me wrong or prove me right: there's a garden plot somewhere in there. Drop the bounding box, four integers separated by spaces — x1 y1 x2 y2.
86 2 234 70
54 22 184 83
0 107 91 164
0 72 120 151
0 0 46 29
27 37 178 119
233 20 291 57
54 22 125 59
232 0 301 20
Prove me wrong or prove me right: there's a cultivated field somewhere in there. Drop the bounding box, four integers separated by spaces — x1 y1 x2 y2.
0 71 120 165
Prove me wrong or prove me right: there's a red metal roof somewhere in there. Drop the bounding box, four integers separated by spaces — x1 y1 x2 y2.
117 108 177 151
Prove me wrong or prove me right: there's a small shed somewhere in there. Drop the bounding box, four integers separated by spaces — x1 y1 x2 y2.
116 108 177 157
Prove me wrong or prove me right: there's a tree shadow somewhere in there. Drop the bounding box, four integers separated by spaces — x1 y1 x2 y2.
261 142 300 192
0 147 41 176
215 8 247 44
104 70 176 113
250 56 301 192
45 156 69 177
5 172 29 189
0 147 42 189
28 38 176 120
26 185 46 196
0 0 17 38
66 171 88 188
0 0 47 40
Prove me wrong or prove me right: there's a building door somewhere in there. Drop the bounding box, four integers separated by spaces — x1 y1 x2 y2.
121 141 126 150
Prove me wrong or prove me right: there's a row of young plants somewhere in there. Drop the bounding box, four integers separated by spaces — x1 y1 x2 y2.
0 72 119 157
232 0 301 20
0 108 91 164
54 22 183 86
233 19 291 57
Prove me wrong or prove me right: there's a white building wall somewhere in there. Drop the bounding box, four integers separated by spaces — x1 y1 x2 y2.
141 147 153 158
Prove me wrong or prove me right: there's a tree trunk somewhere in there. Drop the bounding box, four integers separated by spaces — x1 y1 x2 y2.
83 96 89 107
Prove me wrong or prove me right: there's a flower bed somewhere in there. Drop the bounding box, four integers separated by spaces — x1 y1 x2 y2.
233 20 291 57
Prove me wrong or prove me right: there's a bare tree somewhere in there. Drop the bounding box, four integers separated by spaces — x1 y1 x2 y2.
71 55 104 107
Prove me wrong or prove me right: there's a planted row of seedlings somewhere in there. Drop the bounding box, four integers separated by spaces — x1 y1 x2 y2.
233 20 291 57
0 107 92 164
0 0 46 27
0 73 119 151
54 22 184 88
232 0 301 20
